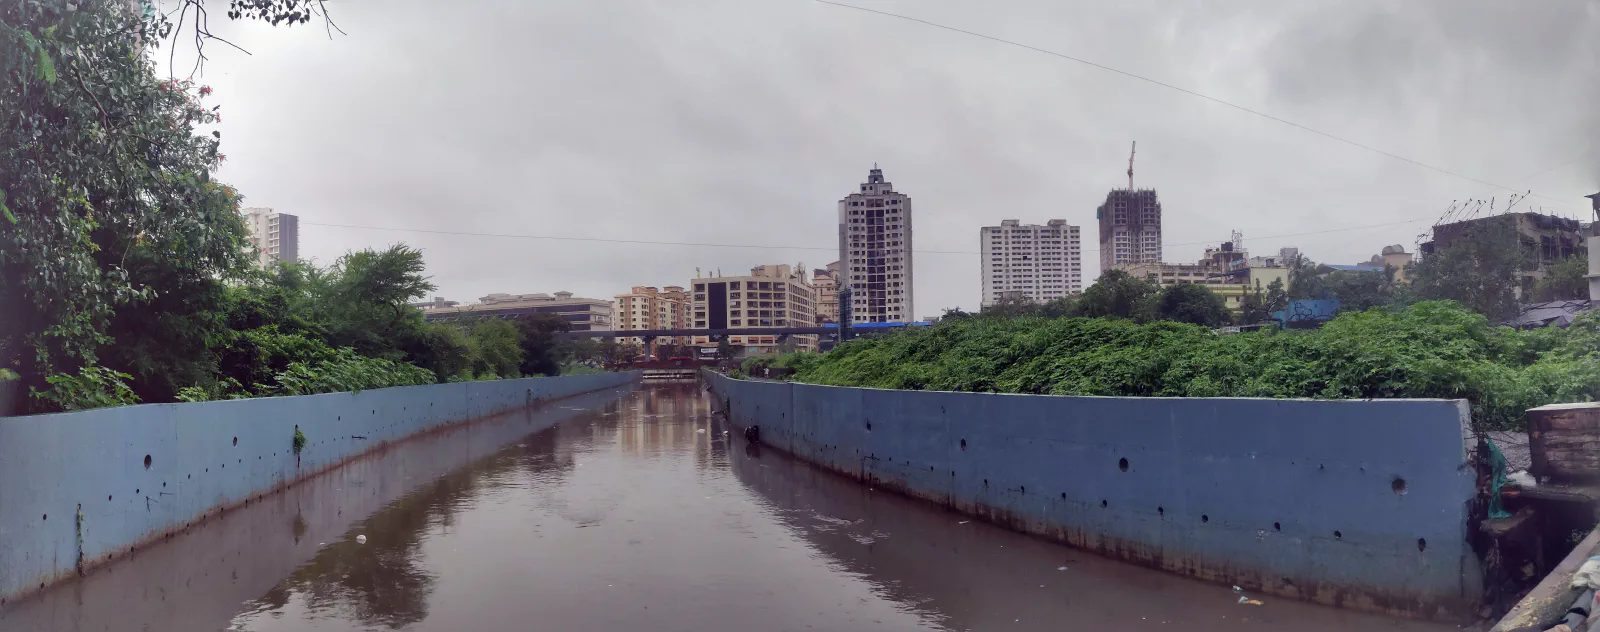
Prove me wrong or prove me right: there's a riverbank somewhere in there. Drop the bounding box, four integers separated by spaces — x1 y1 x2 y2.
0 372 637 603
704 369 1482 622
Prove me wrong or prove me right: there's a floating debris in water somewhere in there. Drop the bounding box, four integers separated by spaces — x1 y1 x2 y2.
696 428 706 434
1238 596 1263 606
1232 586 1242 593
1057 566 1069 571
356 534 367 544
958 520 969 525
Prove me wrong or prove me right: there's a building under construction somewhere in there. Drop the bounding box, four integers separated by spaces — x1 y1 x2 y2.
1096 142 1163 270
1420 211 1586 296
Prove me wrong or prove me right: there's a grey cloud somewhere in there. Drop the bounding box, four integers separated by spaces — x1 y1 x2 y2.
190 0 1597 315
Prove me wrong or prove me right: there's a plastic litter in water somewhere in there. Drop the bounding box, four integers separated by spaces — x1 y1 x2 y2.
696 428 706 434
1057 566 1069 571
1237 597 1263 606
1232 586 1242 592
958 521 970 525
356 535 367 544
1508 470 1537 489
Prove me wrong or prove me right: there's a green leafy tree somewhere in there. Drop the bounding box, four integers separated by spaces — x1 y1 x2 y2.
511 314 570 377
1239 279 1288 325
1411 216 1531 321
312 245 436 358
402 322 473 383
979 295 1042 319
605 341 642 365
1040 296 1078 318
1153 284 1231 327
1286 253 1328 299
466 319 522 379
1073 270 1158 321
32 366 139 411
1 1 252 407
1531 255 1589 302
1323 270 1390 312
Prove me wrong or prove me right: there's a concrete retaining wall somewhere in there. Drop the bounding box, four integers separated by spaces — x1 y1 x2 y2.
705 371 1483 621
0 372 636 602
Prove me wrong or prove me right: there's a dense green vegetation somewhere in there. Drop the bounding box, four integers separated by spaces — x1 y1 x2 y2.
0 1 608 412
783 301 1600 430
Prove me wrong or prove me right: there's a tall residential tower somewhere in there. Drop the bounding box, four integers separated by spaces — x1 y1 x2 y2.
242 207 299 267
980 219 1081 306
838 167 913 323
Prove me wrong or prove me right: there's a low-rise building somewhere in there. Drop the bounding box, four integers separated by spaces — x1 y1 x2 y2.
412 296 460 311
1422 212 1586 295
422 291 613 331
1114 236 1289 313
690 264 818 353
1354 245 1414 283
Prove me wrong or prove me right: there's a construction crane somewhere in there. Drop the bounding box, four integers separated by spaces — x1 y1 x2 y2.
1127 141 1136 190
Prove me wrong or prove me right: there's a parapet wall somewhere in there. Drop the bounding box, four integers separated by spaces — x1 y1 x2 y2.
704 371 1481 621
0 372 636 602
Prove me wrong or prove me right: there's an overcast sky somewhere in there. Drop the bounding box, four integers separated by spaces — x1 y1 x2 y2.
175 0 1599 315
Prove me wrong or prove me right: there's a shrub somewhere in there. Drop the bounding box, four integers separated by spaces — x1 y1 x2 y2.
31 366 139 411
792 301 1600 431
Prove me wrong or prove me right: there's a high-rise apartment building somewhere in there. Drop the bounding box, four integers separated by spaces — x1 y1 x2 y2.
812 261 840 324
690 265 817 353
1095 189 1162 271
614 286 690 347
838 167 913 323
243 207 299 267
980 219 1082 306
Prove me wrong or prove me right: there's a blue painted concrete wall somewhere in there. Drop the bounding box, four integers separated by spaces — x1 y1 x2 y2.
705 372 1482 621
0 372 635 602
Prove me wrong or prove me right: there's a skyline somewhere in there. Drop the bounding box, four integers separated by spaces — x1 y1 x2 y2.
180 0 1596 313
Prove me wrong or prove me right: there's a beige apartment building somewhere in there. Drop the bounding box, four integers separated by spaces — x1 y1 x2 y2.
813 261 840 324
613 286 691 348
691 264 818 353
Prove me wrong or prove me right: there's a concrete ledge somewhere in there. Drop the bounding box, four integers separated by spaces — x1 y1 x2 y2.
0 371 637 603
704 370 1482 622
1490 527 1600 632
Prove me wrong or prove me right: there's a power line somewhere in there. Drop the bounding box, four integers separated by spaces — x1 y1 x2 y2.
304 216 1433 256
813 0 1574 205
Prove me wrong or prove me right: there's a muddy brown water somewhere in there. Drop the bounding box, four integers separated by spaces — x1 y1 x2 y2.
1 382 1463 631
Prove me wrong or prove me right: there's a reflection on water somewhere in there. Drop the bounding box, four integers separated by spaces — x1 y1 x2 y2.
728 430 1455 631
37 382 1454 632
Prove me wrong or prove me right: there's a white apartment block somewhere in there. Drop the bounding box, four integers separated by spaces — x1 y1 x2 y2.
243 207 299 267
838 167 912 323
980 219 1082 306
614 286 690 347
690 265 818 353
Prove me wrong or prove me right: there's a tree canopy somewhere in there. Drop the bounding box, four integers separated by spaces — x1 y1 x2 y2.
1153 284 1231 327
1409 216 1531 321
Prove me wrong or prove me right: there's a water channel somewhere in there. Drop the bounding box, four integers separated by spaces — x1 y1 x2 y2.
0 382 1460 631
